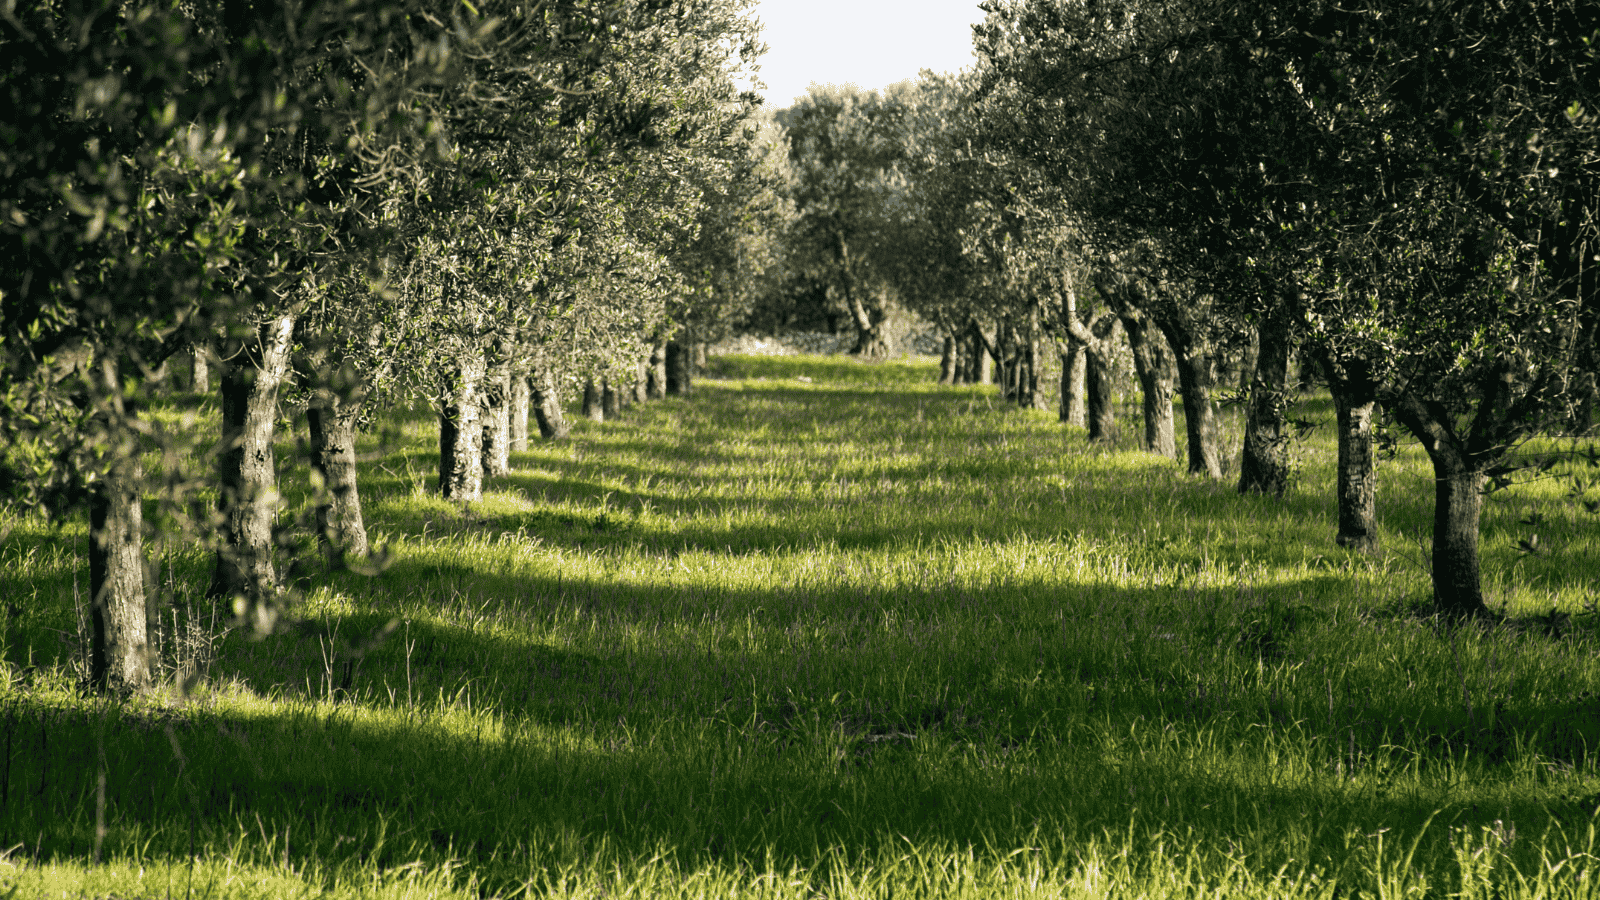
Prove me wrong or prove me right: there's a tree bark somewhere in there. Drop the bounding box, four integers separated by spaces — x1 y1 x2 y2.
209 313 295 605
602 377 621 418
1316 352 1382 552
842 282 892 360
647 340 668 400
1430 463 1487 616
1170 347 1223 478
509 373 531 452
90 451 148 692
1344 398 1382 554
481 362 511 478
1017 305 1048 410
938 334 957 385
582 378 604 422
1060 280 1124 442
666 341 693 395
1086 348 1118 442
1390 396 1492 617
438 351 486 502
633 359 649 404
995 320 1017 401
1238 304 1294 496
307 393 368 565
1059 344 1087 427
971 323 995 384
190 346 209 394
1116 303 1176 459
530 365 570 440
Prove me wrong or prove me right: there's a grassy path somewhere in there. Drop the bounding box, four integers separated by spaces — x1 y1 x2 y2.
3 354 1599 898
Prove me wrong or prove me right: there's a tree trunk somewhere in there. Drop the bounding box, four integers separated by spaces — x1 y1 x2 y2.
1017 305 1047 410
439 351 486 502
647 340 668 400
89 451 148 692
509 373 531 452
995 320 1017 401
1390 396 1491 617
602 377 621 418
844 285 893 360
1238 305 1294 496
1170 343 1223 478
666 341 693 395
1086 349 1117 442
1119 308 1176 459
1063 278 1130 443
582 378 604 422
633 359 649 404
938 334 957 385
190 346 209 394
1059 344 1087 427
1429 459 1488 617
530 365 570 440
209 313 295 606
1331 379 1380 553
976 327 994 384
481 363 511 478
307 393 369 565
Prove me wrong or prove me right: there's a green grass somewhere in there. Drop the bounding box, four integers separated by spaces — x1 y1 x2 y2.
3 354 1600 898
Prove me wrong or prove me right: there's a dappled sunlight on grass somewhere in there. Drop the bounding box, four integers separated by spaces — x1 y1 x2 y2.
4 353 1600 897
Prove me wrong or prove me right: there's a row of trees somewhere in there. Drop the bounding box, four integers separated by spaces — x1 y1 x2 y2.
758 0 1597 619
1 0 782 692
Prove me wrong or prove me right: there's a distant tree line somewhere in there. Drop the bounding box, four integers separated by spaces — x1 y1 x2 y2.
0 0 781 692
753 0 1597 620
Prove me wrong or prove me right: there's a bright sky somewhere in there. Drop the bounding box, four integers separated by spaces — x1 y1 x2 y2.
743 0 987 108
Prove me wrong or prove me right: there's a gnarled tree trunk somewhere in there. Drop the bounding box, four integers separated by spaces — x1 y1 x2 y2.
481 361 511 478
939 333 958 385
647 340 668 400
1059 344 1087 427
1170 347 1223 478
439 351 486 502
90 449 148 692
509 372 531 452
602 377 621 418
1390 395 1492 618
633 359 649 404
530 364 570 440
666 341 693 395
1016 305 1048 410
210 313 296 605
582 377 604 421
190 345 209 393
1427 460 1487 617
1321 355 1380 553
1238 302 1295 496
1086 345 1118 442
307 391 369 566
1061 280 1123 443
842 281 893 360
968 322 994 384
1114 299 1176 459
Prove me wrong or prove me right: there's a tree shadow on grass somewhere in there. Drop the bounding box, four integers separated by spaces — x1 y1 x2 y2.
3 562 1597 892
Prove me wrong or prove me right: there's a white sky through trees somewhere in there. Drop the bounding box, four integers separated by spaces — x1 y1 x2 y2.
742 0 986 107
